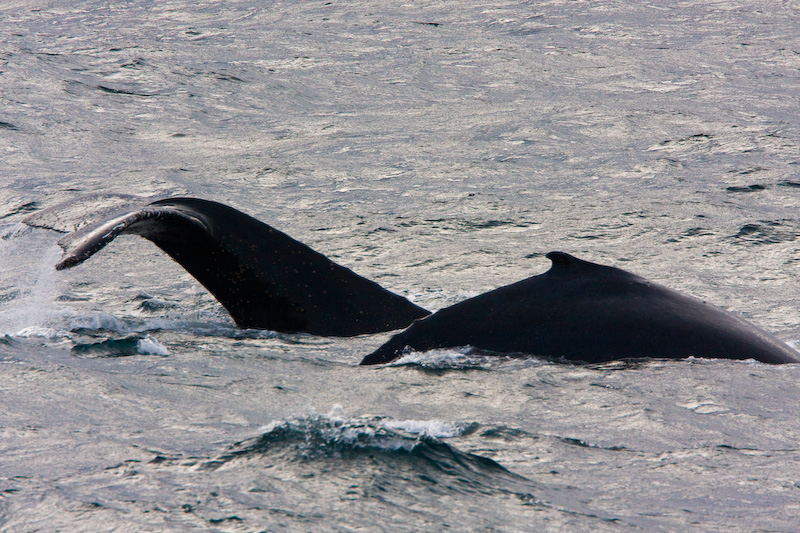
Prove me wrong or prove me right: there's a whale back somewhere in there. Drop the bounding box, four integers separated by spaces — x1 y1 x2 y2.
361 252 800 365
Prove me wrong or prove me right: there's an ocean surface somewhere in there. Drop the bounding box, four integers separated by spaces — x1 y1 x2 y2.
2 1 800 530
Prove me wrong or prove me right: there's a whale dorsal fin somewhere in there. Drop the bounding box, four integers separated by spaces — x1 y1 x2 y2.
545 251 609 271
544 251 637 281
546 251 592 268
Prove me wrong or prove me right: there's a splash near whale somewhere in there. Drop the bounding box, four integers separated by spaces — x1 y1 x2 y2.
25 196 800 365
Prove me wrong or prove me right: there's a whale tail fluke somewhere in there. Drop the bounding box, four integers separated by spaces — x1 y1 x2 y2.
25 196 430 336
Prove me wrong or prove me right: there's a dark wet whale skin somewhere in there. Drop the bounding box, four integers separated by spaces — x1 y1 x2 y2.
30 196 429 337
28 196 800 366
361 252 800 365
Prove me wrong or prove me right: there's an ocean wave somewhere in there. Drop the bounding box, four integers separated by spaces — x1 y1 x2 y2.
14 326 61 339
389 346 550 372
65 313 278 339
200 410 484 468
71 333 169 358
390 346 495 371
153 410 539 504
381 418 477 438
36 413 612 531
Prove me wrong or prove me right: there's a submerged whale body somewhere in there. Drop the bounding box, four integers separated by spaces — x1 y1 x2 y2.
25 195 800 365
361 252 800 365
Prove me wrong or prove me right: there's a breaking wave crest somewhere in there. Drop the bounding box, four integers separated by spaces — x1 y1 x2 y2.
140 409 541 505
390 346 550 372
70 334 169 357
200 410 488 469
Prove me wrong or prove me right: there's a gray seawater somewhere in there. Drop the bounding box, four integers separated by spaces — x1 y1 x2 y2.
2 0 800 530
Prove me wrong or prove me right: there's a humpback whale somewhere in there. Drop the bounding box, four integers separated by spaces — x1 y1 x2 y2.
25 196 429 336
25 196 800 365
361 251 800 365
